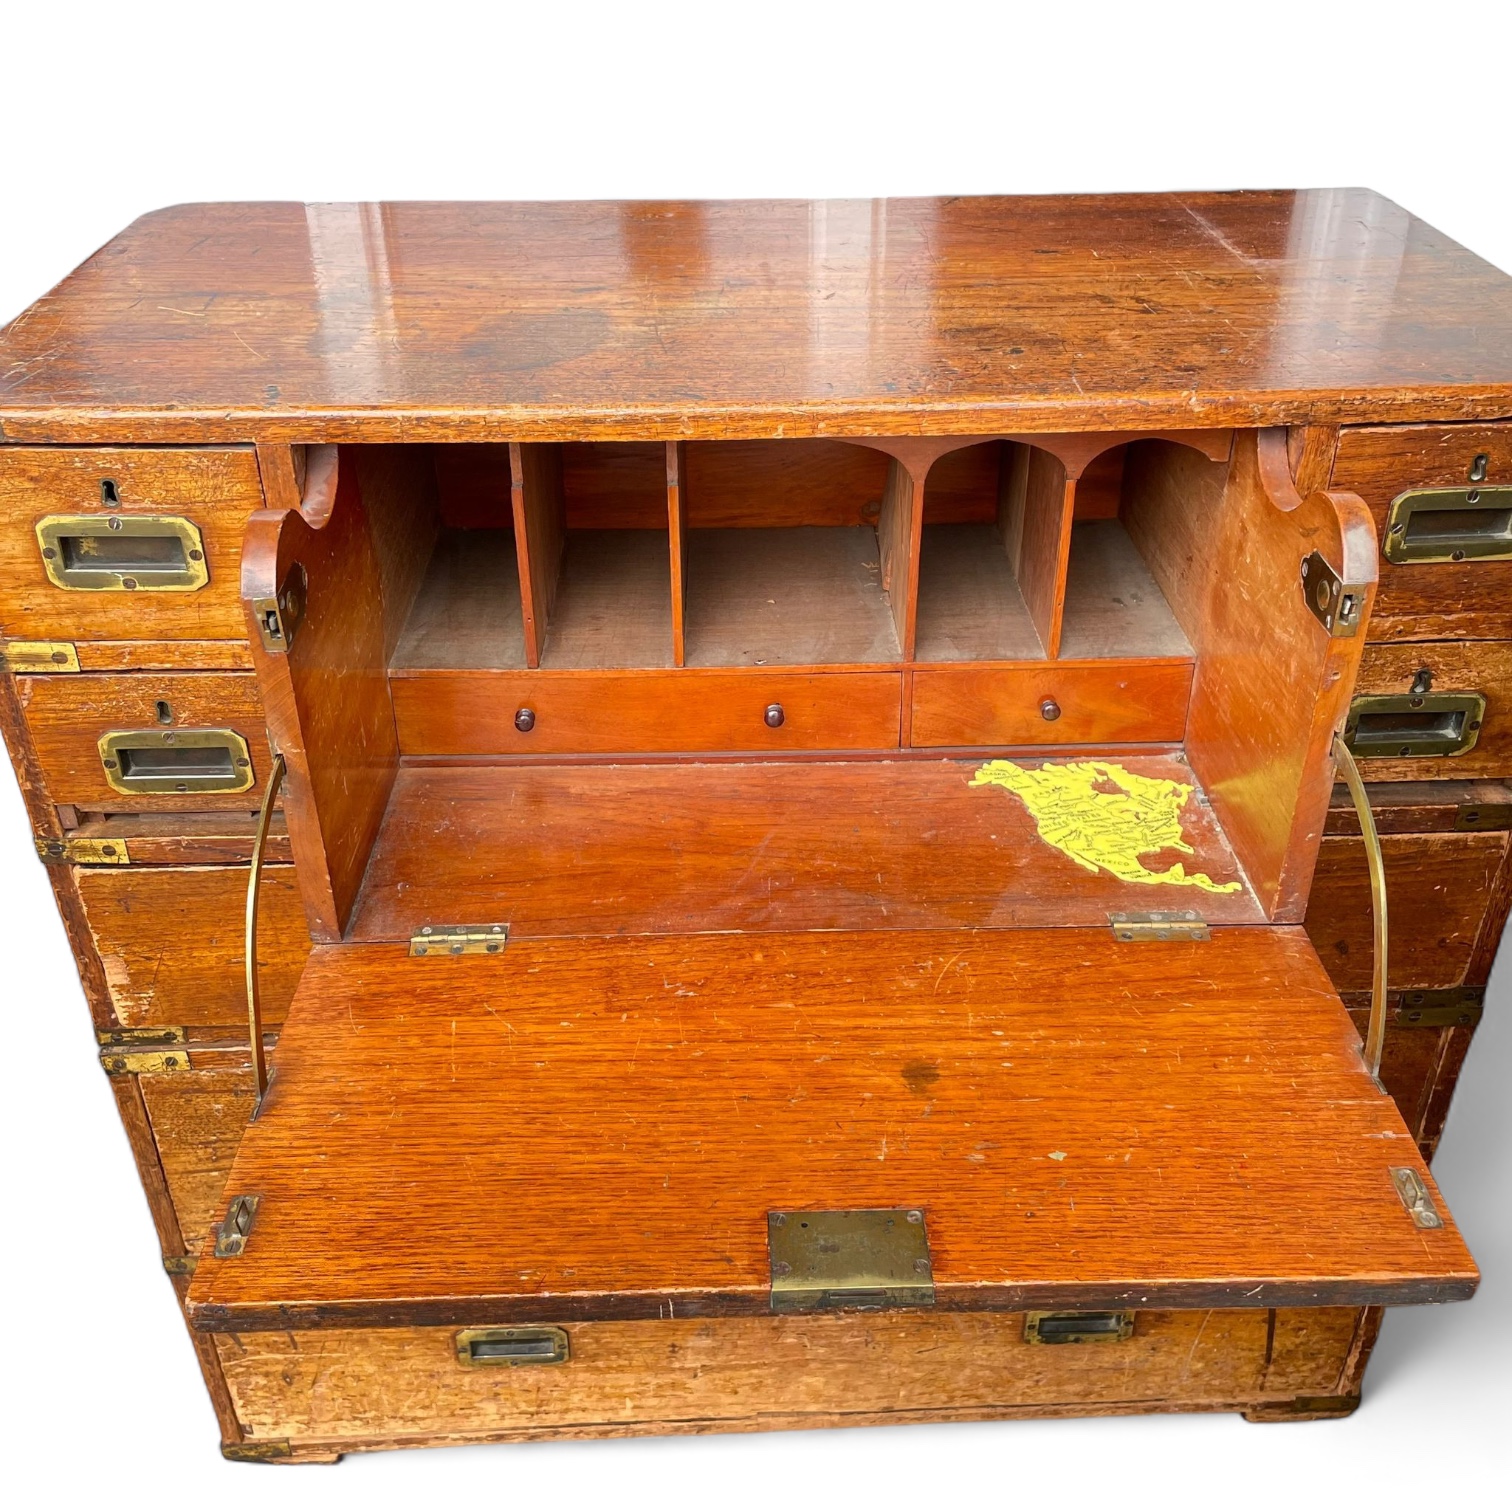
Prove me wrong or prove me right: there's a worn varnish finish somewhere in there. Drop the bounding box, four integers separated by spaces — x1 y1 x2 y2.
215 1308 1362 1450
186 930 1473 1330
350 758 1259 941
6 194 1512 442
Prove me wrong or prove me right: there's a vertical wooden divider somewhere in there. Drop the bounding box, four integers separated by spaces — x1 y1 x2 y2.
667 441 689 666
509 442 566 668
998 442 1076 657
876 457 923 659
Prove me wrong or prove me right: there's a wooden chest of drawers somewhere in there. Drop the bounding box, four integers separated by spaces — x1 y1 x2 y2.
2 192 1510 1463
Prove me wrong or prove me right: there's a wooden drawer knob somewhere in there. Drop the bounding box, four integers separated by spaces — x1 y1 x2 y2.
1040 699 1061 722
764 703 786 729
514 707 536 733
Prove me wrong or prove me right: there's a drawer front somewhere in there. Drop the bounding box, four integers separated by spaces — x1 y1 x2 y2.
138 1060 258 1253
15 671 270 809
392 670 904 754
909 661 1192 748
1344 640 1512 781
1305 831 1508 993
77 864 311 1031
212 1308 1361 1448
0 447 262 644
1330 423 1512 641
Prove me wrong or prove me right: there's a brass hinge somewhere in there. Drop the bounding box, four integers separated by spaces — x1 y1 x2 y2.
221 1440 292 1464
36 835 131 866
162 1254 198 1277
409 923 510 957
1301 551 1366 637
1393 986 1484 1030
768 1208 935 1314
97 1025 187 1047
251 563 307 653
1109 910 1210 942
100 1047 193 1075
214 1194 261 1257
1390 1167 1444 1229
1 639 80 672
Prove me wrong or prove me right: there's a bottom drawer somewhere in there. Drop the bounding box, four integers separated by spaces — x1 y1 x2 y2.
212 1308 1364 1452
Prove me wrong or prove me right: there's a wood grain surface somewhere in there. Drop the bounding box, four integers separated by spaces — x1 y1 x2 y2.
349 756 1259 940
5 194 1512 442
0 446 262 641
185 928 1473 1330
214 1307 1361 1447
1330 421 1512 641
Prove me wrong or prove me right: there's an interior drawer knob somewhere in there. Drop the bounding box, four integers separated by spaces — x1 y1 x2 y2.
1040 699 1062 722
514 707 536 733
764 703 786 729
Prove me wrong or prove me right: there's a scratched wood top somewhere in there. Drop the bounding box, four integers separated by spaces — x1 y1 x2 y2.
5 192 1512 443
349 757 1264 940
185 928 1475 1330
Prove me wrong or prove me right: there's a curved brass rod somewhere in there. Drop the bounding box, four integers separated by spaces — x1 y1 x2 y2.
245 751 288 1106
1331 734 1388 1079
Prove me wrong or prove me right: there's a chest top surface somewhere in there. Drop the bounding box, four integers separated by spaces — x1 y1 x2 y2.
2 190 1512 443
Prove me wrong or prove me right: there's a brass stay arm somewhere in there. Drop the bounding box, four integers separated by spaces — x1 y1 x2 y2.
1331 734 1388 1081
245 751 288 1107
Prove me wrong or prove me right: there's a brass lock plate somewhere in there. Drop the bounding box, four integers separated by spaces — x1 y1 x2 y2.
768 1208 934 1313
98 728 255 795
35 514 209 591
1343 693 1486 760
1383 485 1512 563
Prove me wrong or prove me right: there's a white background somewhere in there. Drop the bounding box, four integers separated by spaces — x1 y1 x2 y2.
2 4 1508 1508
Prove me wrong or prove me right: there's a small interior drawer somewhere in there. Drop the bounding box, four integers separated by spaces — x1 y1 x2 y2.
908 661 1192 748
1330 423 1512 641
14 670 271 809
0 447 262 646
390 669 904 754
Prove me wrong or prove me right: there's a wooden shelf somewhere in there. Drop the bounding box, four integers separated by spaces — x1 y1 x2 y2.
185 927 1475 1331
1059 520 1191 660
684 527 900 667
350 757 1262 940
914 523 1045 662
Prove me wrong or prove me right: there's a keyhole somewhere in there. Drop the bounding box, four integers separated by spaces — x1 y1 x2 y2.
100 479 121 507
1469 454 1489 483
155 700 172 725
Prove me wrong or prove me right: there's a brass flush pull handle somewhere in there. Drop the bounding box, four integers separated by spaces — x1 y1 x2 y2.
35 513 209 591
245 750 287 1107
455 1327 569 1367
1024 1311 1135 1344
1332 735 1388 1081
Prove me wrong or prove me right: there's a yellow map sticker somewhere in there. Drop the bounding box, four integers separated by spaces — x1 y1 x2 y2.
969 759 1241 893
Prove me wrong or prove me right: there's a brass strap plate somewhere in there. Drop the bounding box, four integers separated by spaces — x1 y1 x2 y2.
98 727 255 795
1108 910 1209 942
409 923 510 957
1300 551 1366 637
1024 1311 1136 1344
1456 800 1512 831
1343 693 1485 761
100 1047 193 1075
215 1194 262 1257
35 513 209 592
768 1208 934 1313
1384 484 1512 563
1393 986 1485 1030
36 836 131 865
1 640 80 672
1390 1168 1444 1229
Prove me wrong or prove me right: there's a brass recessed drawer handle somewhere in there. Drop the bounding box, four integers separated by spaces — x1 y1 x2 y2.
1343 692 1485 760
1383 484 1512 563
1024 1311 1135 1344
245 750 287 1106
35 513 209 591
455 1327 569 1367
1332 735 1388 1082
98 728 255 795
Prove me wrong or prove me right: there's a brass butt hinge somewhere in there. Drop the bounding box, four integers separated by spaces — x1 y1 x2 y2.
163 1254 198 1277
36 835 131 866
1109 910 1209 942
1390 1168 1444 1229
1393 986 1484 1030
97 1026 186 1047
1301 552 1366 637
768 1208 935 1314
100 1046 193 1075
1 640 80 673
251 563 307 654
214 1194 261 1257
409 923 510 957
